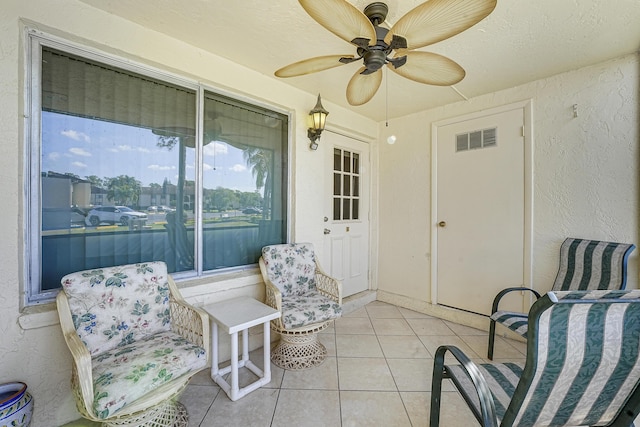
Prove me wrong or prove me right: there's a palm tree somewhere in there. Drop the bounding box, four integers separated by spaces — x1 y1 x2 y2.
242 147 272 217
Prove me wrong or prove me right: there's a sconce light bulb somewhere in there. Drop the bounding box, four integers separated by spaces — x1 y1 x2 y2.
387 135 396 145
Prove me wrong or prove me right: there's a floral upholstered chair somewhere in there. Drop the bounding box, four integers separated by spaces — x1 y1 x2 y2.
259 243 342 370
56 261 209 427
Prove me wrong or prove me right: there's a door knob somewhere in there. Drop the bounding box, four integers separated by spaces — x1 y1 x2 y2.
438 221 447 227
324 228 331 235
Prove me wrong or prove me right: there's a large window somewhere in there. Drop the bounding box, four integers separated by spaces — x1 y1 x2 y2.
27 34 289 304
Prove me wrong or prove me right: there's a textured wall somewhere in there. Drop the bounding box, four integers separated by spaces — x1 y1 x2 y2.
378 53 639 303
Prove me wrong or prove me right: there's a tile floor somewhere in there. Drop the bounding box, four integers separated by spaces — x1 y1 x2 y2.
180 300 528 427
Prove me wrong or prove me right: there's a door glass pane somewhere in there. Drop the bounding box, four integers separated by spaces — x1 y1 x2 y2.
344 151 351 173
343 198 351 220
333 173 341 196
353 153 359 174
353 199 359 220
334 148 341 171
343 175 351 196
333 198 340 220
353 176 360 197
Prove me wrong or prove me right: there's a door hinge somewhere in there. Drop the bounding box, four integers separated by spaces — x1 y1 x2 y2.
521 126 525 137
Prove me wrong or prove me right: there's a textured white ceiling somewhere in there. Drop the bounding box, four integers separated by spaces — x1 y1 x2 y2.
78 0 640 122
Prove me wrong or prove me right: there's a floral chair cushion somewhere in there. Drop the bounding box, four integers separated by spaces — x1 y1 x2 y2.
91 330 206 419
261 243 317 297
61 262 172 356
282 292 342 329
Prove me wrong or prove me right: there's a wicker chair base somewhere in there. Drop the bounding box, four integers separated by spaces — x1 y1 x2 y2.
271 331 327 370
102 400 188 427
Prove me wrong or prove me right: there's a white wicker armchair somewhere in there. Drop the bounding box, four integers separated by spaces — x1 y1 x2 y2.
259 243 342 370
56 261 209 427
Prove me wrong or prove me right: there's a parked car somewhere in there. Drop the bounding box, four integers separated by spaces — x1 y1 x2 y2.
148 205 175 213
242 207 262 215
85 206 148 226
70 207 87 227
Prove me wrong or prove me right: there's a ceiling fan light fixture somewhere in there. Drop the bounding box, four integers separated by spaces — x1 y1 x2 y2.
276 0 497 106
308 94 329 150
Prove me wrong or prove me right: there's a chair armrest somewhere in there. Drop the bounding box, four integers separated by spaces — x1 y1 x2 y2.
264 279 285 330
56 291 95 417
491 287 542 315
259 257 285 330
167 276 210 363
315 261 342 305
432 345 499 427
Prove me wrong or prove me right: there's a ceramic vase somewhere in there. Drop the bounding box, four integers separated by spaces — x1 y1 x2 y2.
0 382 33 427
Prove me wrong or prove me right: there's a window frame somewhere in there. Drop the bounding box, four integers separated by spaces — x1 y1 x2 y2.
24 28 292 305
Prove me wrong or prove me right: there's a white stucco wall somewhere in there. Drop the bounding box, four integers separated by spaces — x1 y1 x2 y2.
378 53 639 310
0 1 377 425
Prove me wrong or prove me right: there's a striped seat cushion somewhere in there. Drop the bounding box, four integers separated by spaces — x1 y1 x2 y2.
489 311 528 337
447 362 523 424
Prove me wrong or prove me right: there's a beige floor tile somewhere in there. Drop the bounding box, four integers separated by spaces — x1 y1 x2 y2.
365 301 396 307
337 357 397 391
180 384 218 426
378 335 431 359
444 320 488 336
200 388 279 427
399 307 435 319
370 317 415 335
464 335 525 360
407 318 455 336
342 307 369 318
188 368 219 386
387 358 433 391
336 334 384 358
340 391 412 427
281 357 339 390
271 390 341 427
366 305 403 318
401 391 478 427
319 333 337 357
334 316 375 335
418 335 483 361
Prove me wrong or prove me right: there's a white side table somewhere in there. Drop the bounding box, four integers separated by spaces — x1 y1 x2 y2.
203 296 280 401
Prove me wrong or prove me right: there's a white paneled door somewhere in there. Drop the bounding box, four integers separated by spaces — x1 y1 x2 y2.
434 103 529 316
323 132 370 297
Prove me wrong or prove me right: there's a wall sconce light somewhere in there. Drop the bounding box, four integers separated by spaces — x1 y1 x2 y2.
307 94 329 150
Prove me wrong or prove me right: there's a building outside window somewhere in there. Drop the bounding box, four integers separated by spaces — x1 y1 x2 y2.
26 32 289 304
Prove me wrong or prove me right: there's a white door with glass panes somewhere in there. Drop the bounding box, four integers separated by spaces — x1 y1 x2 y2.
324 132 370 297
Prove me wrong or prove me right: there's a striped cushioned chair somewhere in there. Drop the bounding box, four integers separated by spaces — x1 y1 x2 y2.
431 290 640 427
488 238 635 359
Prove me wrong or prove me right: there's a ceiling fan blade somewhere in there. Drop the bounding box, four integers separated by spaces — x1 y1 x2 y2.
275 55 354 77
299 0 377 47
388 51 465 86
346 67 382 106
384 0 497 50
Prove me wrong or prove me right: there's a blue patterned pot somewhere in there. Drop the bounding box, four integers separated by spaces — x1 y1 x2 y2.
0 382 33 427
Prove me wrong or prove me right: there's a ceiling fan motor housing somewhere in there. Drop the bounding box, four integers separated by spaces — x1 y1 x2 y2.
363 2 389 25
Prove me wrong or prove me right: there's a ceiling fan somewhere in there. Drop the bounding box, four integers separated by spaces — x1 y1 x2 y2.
275 0 497 106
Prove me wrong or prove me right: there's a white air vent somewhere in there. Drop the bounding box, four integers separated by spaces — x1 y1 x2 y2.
456 127 497 152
